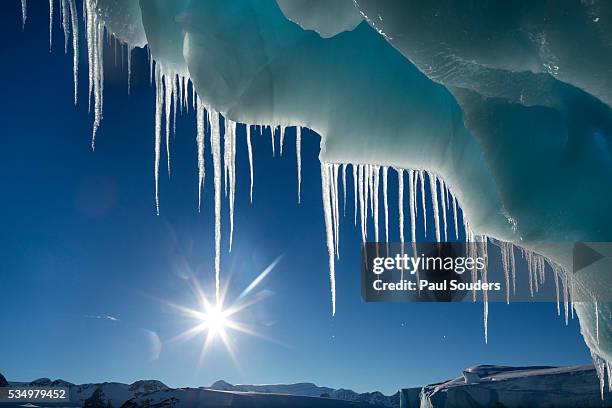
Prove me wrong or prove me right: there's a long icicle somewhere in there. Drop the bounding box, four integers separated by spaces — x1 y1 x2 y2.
247 125 254 203
383 167 389 244
210 110 222 303
270 126 275 157
331 164 340 257
440 179 448 241
85 0 103 147
410 170 420 282
398 169 404 244
280 126 286 155
353 165 358 226
452 193 459 240
342 164 347 216
196 98 206 211
227 120 237 251
164 73 173 177
409 170 416 244
358 165 366 243
430 173 441 242
321 163 337 315
21 0 27 27
49 0 53 50
420 170 427 237
296 127 302 203
373 166 380 244
153 65 162 215
68 0 78 104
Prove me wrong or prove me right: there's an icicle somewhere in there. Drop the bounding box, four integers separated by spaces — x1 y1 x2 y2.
569 276 574 320
429 173 441 242
172 76 178 135
296 127 302 203
246 125 254 203
177 73 183 113
373 166 380 244
413 170 419 221
452 193 459 240
419 170 427 237
608 362 612 393
49 0 53 50
594 353 607 400
500 242 511 304
596 300 600 345
270 126 275 156
61 0 69 53
358 165 366 243
153 65 163 215
164 73 173 176
440 179 448 241
226 120 237 251
383 167 389 243
328 164 339 257
68 0 78 104
553 264 561 315
398 169 404 244
183 77 189 110
353 165 358 226
209 110 222 302
562 272 569 325
334 164 341 256
280 126 286 155
320 163 337 316
364 165 370 221
481 239 489 343
196 98 205 211
148 50 153 85
127 45 133 94
368 165 374 217
21 0 27 27
85 0 104 147
409 170 416 244
342 164 347 216
191 79 196 110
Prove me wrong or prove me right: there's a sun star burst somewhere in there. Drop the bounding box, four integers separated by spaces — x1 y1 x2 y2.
166 255 283 367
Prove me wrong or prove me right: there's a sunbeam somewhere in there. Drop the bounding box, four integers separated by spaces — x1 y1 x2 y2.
166 256 283 366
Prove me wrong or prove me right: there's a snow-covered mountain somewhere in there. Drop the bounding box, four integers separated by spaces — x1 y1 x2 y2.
123 388 390 408
1 374 392 408
419 364 612 408
207 380 398 407
6 377 169 408
0 373 8 387
5 365 609 408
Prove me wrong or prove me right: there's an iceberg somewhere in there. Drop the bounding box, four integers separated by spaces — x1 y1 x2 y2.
419 365 612 408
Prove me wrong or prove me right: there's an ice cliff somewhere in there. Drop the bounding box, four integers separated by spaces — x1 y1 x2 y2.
16 0 612 390
419 365 612 408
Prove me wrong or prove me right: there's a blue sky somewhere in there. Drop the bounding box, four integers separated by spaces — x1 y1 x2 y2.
0 1 591 395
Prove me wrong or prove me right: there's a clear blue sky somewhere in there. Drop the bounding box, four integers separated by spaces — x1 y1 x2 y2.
0 0 590 395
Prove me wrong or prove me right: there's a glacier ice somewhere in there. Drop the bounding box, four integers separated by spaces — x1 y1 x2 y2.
276 0 363 39
18 0 612 389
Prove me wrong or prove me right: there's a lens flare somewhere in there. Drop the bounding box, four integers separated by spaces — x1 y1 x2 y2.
165 255 283 367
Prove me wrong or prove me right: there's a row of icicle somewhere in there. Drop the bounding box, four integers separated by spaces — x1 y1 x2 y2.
152 59 304 302
29 0 579 332
23 0 609 393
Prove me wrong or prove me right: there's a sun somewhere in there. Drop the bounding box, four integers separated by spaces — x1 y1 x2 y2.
204 303 230 337
165 255 283 367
